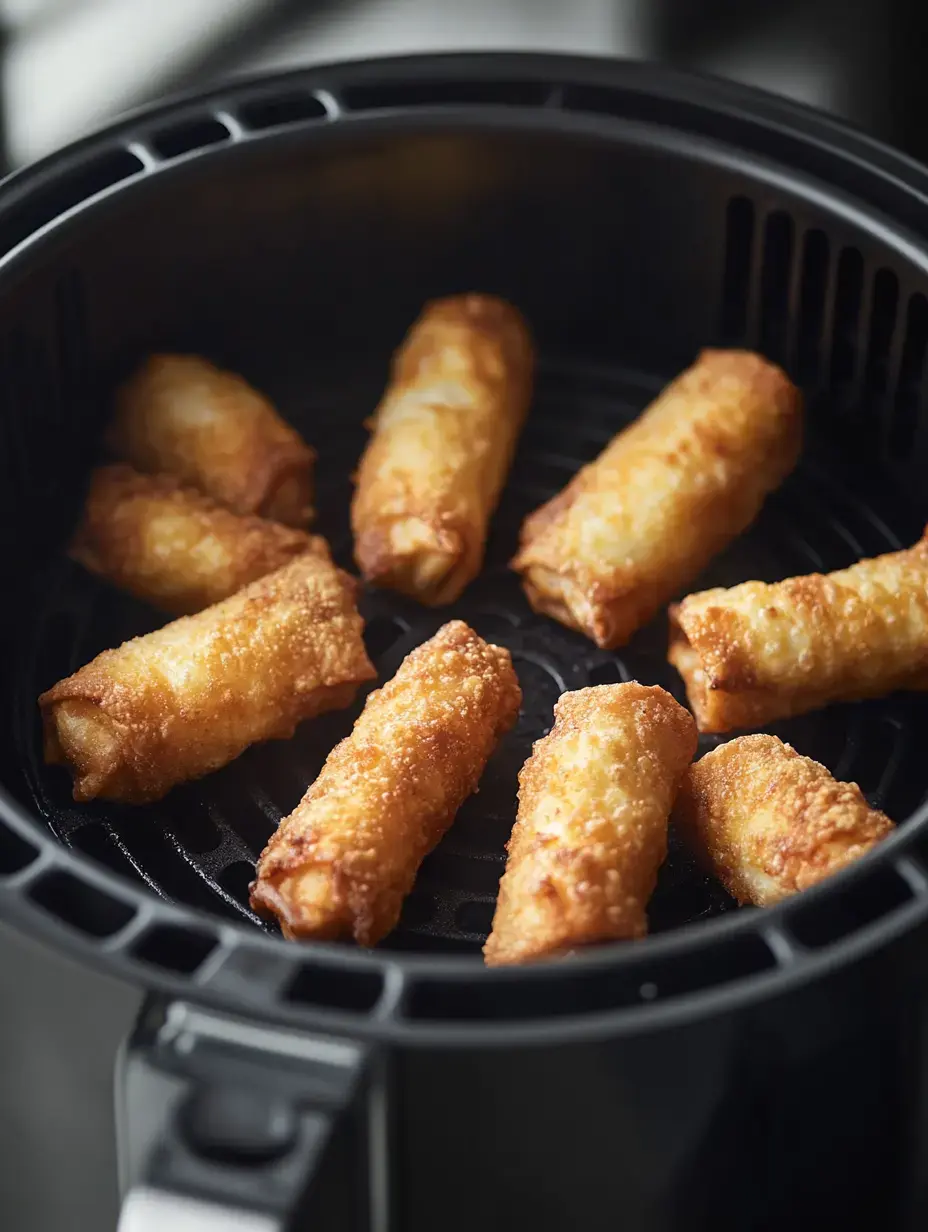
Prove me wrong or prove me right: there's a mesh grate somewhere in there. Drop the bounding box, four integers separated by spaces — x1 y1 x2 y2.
13 358 928 956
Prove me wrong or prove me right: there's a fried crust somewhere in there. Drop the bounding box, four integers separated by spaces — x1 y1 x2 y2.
512 350 802 648
40 551 374 804
484 682 697 966
251 620 521 945
108 354 315 526
673 735 894 905
351 294 533 605
668 528 928 732
70 464 322 614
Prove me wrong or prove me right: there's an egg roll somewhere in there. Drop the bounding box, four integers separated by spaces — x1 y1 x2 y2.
512 350 802 649
673 735 894 906
39 552 375 804
668 527 928 732
483 683 697 966
108 354 315 526
69 464 323 615
351 294 533 605
251 620 521 945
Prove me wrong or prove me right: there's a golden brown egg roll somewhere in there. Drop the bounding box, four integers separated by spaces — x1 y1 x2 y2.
512 350 802 649
483 683 697 966
107 354 315 526
351 294 534 605
70 464 324 615
39 552 375 804
673 735 894 906
251 620 521 945
668 527 928 732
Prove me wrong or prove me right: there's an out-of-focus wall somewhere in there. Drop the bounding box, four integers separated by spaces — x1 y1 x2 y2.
0 0 869 168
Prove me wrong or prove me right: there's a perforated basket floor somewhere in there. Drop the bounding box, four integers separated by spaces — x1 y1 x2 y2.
13 357 928 956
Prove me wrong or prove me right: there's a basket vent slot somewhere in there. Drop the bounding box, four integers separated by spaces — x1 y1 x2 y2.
71 823 145 882
718 198 890 398
719 196 755 342
29 868 135 938
236 92 327 131
285 961 383 1012
132 923 218 974
0 821 40 876
397 891 436 931
758 210 794 365
454 899 495 935
216 859 256 908
796 228 830 384
863 268 899 399
341 79 551 112
149 116 231 160
829 246 865 387
161 802 221 856
717 198 927 443
889 292 928 457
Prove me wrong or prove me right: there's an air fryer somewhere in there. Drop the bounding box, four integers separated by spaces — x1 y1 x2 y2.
0 53 927 1232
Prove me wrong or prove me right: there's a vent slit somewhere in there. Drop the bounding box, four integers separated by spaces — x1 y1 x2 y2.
795 229 830 385
148 116 230 160
133 924 218 974
719 196 754 343
341 79 550 112
236 92 327 131
285 962 383 1012
0 823 39 876
863 267 899 399
758 211 794 364
890 292 928 457
29 868 135 939
829 247 865 392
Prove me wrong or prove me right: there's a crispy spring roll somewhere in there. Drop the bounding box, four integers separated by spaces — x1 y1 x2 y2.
39 553 375 804
668 527 928 732
70 464 324 615
351 294 534 605
512 350 802 649
107 354 315 526
251 620 521 944
673 735 894 905
483 683 697 966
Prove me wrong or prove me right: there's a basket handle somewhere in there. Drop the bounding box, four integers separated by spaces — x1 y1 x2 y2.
119 1188 278 1232
116 997 375 1232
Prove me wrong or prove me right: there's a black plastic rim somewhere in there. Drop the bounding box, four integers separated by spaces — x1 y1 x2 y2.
1 52 928 1045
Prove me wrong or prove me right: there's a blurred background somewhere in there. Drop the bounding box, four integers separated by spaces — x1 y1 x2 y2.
0 1 925 1229
0 0 925 170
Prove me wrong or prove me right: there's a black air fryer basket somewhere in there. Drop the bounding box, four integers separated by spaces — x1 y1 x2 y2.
2 52 928 1232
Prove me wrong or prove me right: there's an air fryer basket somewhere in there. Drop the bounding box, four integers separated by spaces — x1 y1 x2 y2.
2 53 928 1232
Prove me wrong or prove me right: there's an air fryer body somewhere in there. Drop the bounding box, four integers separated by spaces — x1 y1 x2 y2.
2 56 928 1232
116 961 928 1232
395 973 926 1232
